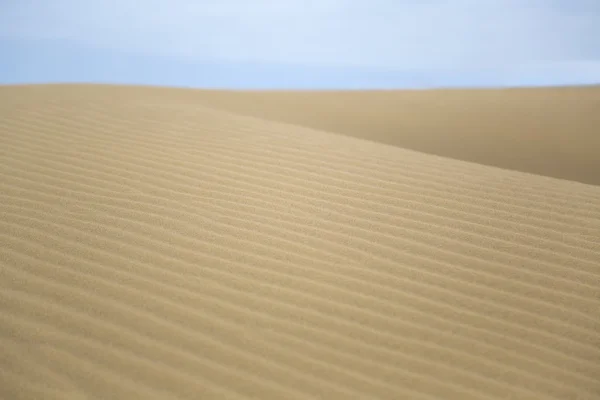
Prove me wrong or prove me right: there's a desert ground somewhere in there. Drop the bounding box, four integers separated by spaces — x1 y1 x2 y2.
1 84 599 399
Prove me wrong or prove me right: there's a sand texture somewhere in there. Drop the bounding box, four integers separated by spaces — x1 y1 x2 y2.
1 84 599 399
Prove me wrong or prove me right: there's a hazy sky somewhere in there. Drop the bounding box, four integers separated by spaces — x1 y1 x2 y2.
2 0 599 89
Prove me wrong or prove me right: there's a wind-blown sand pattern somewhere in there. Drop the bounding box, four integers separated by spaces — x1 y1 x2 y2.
1 84 599 400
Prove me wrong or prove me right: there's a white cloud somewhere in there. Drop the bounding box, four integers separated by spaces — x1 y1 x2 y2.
1 0 598 69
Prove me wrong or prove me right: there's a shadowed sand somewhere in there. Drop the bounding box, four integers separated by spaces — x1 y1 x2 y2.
1 84 599 399
5 84 599 184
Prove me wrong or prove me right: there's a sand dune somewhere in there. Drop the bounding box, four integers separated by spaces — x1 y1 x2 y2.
5 84 600 185
0 84 599 399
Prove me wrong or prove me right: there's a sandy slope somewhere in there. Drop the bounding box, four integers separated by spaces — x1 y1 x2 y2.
4 84 600 185
0 84 599 400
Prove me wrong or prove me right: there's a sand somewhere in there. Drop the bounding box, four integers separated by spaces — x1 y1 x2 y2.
0 83 599 399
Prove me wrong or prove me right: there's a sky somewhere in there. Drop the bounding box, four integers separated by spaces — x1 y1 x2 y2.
1 0 600 89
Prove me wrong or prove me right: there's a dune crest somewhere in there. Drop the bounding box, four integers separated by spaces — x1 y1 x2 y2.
6 83 600 185
1 84 599 399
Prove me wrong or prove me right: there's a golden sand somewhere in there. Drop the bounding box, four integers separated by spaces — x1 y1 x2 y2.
1 84 599 399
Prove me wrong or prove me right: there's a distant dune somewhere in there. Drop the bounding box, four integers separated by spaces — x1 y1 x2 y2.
1 84 599 400
6 84 599 185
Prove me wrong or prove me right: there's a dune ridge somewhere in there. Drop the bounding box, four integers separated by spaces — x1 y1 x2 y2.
4 83 600 185
0 84 599 399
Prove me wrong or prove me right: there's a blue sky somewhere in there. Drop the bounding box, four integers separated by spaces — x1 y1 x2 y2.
2 0 599 89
